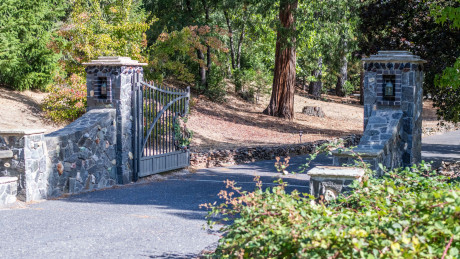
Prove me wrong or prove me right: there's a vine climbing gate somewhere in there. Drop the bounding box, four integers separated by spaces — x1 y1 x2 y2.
132 80 191 179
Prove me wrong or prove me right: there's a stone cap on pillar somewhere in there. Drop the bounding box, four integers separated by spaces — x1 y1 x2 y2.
83 56 148 66
362 51 426 63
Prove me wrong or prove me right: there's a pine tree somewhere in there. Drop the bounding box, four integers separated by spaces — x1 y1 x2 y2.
0 0 68 90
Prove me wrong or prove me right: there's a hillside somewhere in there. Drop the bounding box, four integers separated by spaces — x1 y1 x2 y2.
0 87 456 150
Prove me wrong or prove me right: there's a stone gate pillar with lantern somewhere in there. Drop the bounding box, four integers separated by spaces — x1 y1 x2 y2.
309 51 426 200
332 51 426 173
84 57 147 184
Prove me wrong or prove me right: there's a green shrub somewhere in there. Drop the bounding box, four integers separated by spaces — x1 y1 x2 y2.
197 65 227 102
203 162 460 258
42 74 87 122
0 0 67 90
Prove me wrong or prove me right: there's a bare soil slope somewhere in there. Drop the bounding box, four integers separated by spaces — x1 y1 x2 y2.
0 87 455 149
0 88 62 133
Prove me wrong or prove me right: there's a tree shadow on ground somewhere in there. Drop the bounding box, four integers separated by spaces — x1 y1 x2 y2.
193 104 360 137
0 88 44 118
422 143 460 167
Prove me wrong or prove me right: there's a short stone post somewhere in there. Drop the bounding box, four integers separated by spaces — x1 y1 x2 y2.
308 166 364 201
0 129 48 201
83 57 147 184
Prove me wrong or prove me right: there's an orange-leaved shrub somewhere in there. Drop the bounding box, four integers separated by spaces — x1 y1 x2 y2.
43 74 86 123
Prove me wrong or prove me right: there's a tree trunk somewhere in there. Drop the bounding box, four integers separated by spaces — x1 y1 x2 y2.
197 49 206 87
335 54 347 97
224 11 236 70
303 75 306 91
360 68 364 105
203 0 211 88
263 0 297 120
236 23 245 69
309 57 323 99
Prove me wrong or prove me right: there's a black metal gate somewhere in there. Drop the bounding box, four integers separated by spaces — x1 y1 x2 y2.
133 81 190 179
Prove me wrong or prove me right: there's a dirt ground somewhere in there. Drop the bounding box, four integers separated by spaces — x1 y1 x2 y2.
0 87 455 149
0 88 62 133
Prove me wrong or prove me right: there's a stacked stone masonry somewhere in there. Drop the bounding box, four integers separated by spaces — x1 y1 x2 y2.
45 109 118 197
333 51 425 174
0 130 48 201
333 109 403 176
190 135 361 168
0 177 18 207
85 61 144 184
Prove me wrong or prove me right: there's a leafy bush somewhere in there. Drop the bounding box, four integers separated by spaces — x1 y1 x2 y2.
203 162 460 258
201 65 227 102
343 80 356 96
233 68 271 103
42 74 86 122
0 0 67 90
59 0 151 74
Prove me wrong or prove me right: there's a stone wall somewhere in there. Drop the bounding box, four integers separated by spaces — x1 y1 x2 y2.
45 109 117 197
190 135 361 168
333 109 403 175
0 130 48 201
0 109 118 201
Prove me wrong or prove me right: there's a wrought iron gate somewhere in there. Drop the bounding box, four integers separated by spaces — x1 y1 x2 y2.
133 81 190 179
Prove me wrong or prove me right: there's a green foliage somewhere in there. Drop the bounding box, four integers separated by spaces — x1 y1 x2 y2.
359 0 460 122
204 161 460 258
60 0 151 74
147 27 200 83
42 74 87 122
431 0 460 122
173 115 193 149
0 0 67 90
343 80 356 96
43 0 151 123
203 65 228 102
233 68 272 103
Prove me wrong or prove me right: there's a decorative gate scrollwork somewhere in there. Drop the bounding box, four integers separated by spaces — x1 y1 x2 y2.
133 81 190 179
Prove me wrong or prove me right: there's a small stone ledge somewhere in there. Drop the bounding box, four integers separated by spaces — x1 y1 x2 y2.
0 177 18 207
0 176 18 184
0 150 13 159
308 166 364 201
332 148 383 158
0 129 46 135
308 166 365 179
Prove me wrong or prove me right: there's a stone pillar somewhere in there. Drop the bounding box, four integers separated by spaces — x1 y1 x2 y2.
0 129 48 201
83 57 147 184
362 51 426 166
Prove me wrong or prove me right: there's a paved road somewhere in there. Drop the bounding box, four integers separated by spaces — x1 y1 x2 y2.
0 130 457 258
422 129 460 167
0 154 329 258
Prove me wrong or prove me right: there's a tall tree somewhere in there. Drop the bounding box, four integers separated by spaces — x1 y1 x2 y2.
264 0 297 119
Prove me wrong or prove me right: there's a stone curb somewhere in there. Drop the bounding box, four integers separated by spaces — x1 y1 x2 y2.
190 134 361 169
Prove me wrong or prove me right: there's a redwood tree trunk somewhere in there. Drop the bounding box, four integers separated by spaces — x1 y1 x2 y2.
263 0 297 120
